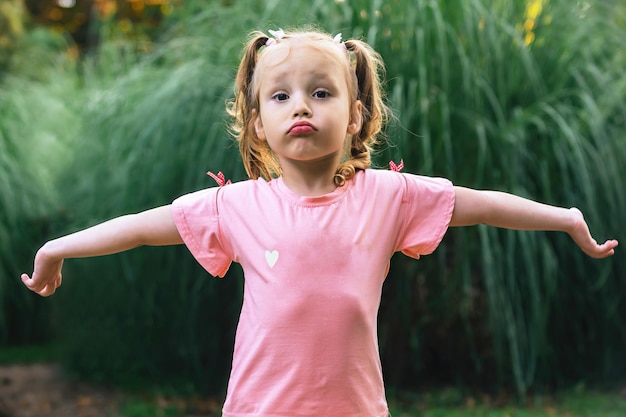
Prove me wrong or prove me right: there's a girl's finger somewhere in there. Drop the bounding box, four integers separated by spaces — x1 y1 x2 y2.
22 273 46 293
38 284 55 297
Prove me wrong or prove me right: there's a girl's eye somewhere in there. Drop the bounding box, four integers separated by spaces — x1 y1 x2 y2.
313 90 330 99
272 93 289 102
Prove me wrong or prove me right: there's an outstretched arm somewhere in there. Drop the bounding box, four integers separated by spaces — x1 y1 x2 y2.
21 205 182 297
450 186 618 259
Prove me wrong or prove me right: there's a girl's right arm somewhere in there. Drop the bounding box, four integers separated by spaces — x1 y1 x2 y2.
21 205 182 297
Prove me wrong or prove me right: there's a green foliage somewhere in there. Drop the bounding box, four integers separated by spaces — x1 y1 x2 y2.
111 388 626 417
373 0 626 397
0 0 26 74
387 388 626 417
7 26 71 82
119 401 181 417
0 33 79 345
1 0 624 401
0 344 58 364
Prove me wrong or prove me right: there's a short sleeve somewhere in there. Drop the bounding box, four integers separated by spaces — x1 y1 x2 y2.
171 188 233 277
398 174 455 259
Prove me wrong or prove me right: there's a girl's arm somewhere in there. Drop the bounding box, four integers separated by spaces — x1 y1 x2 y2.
450 186 618 259
21 205 182 297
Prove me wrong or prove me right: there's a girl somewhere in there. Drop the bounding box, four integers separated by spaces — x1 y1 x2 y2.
22 28 617 417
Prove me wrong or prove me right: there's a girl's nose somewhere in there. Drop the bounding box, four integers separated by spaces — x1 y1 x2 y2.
292 93 312 117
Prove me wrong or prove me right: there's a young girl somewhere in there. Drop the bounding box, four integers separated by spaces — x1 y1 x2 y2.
22 28 617 417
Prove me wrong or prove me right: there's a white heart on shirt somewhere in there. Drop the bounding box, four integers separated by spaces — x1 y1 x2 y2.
265 250 279 268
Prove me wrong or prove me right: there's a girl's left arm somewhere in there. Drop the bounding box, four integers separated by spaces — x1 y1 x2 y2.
450 186 618 259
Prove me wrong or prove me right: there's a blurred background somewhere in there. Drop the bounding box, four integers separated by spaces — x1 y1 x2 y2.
1 0 625 413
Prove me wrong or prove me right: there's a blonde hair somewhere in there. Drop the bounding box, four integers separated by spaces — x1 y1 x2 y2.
227 28 389 186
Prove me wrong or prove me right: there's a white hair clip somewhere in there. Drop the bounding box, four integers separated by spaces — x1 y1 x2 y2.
333 33 347 51
266 28 285 46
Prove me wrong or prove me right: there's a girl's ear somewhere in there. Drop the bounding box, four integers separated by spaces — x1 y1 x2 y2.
347 100 363 135
253 109 266 140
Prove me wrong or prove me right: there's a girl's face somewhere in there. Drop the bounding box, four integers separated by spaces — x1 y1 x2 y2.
253 41 362 174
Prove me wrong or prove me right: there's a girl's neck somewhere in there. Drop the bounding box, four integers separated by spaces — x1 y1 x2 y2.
279 160 339 197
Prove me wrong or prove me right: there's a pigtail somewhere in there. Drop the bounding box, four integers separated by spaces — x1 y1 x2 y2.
346 39 388 143
334 39 389 187
227 32 280 181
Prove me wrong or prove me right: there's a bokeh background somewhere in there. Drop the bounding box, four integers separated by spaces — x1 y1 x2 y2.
1 0 625 406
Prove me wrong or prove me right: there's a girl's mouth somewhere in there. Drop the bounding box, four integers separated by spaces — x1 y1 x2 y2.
288 122 316 135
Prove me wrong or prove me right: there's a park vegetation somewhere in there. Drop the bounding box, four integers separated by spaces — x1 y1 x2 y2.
1 0 624 403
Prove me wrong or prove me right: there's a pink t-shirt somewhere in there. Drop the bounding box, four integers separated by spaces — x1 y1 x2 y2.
171 169 455 417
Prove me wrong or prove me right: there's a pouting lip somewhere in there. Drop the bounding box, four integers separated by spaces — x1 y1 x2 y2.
287 121 316 133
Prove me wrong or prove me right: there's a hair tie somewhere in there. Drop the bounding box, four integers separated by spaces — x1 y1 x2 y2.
389 159 404 172
207 171 232 186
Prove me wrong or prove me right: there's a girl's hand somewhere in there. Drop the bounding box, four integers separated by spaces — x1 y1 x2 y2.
568 207 618 258
20 205 182 297
21 246 64 297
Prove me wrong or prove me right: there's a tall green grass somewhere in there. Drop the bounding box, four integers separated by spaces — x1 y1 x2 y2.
375 0 626 397
0 29 77 344
2 0 624 399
